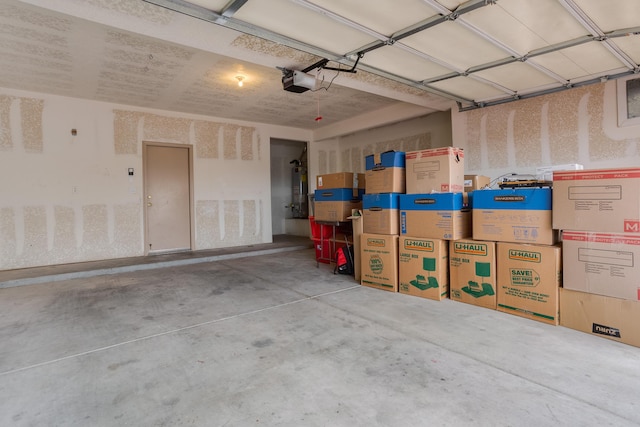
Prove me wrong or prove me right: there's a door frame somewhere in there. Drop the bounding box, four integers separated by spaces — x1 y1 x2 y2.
142 141 195 255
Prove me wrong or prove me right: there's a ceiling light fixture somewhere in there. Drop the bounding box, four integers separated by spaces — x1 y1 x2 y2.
236 75 245 87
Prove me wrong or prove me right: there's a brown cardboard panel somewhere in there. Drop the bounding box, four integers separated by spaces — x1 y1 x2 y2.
360 233 399 292
315 201 362 222
560 288 640 348
406 147 465 194
402 209 471 241
562 231 640 301
365 168 405 194
553 168 640 233
399 237 449 300
363 208 400 235
316 172 366 190
449 239 497 309
464 175 491 192
496 242 562 325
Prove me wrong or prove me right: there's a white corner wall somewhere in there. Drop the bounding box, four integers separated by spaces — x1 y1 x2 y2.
0 87 310 270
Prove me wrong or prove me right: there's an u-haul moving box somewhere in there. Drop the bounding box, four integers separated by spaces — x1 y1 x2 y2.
365 151 405 194
560 288 640 348
562 231 640 301
405 147 465 194
473 188 556 245
497 242 562 325
362 193 400 235
553 167 640 233
449 239 496 309
399 192 471 240
399 237 449 300
360 233 399 292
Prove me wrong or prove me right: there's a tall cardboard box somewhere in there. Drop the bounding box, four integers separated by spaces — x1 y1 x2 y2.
399 192 471 240
317 172 365 191
399 237 449 300
348 210 363 282
553 167 640 233
472 187 557 245
362 193 400 235
365 151 405 194
496 242 562 325
405 147 465 194
314 188 364 222
449 239 497 309
562 231 640 301
560 288 640 348
360 233 399 292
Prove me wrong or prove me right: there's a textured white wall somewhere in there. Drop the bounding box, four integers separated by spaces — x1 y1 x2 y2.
0 87 310 270
452 80 640 181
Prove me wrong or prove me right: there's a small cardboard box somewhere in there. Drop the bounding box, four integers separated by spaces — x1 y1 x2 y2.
399 192 471 240
472 188 557 245
496 242 562 325
365 151 405 194
314 188 364 222
464 175 491 192
348 210 364 282
316 172 365 191
399 237 449 300
449 239 497 309
560 288 640 348
561 231 640 301
405 147 465 194
362 193 400 235
553 167 640 233
360 233 399 292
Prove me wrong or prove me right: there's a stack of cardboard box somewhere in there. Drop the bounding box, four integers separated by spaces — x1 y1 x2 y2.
398 147 468 301
553 167 640 347
469 186 562 325
360 151 405 292
312 173 365 264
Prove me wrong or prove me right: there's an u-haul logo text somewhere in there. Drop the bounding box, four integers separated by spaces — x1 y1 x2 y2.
367 238 386 247
404 239 434 252
508 250 541 263
453 242 487 256
624 220 640 233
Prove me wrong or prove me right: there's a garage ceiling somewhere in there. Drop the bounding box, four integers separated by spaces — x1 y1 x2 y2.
2 0 639 130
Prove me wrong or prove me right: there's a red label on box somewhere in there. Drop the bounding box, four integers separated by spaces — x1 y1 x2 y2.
624 220 640 233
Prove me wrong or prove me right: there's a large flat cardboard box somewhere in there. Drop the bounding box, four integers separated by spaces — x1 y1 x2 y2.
362 193 400 235
314 188 364 222
560 288 640 348
316 172 365 191
553 167 640 233
365 151 405 194
449 239 497 309
348 210 364 281
360 233 399 292
399 237 449 300
473 188 557 245
399 192 471 240
497 242 562 325
405 147 465 194
464 175 491 192
562 230 640 301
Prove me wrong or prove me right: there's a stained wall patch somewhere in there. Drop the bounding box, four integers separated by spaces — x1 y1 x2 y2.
194 121 221 159
143 114 190 145
240 127 254 160
195 200 220 249
223 125 238 160
113 203 141 256
224 200 239 241
0 95 12 151
114 110 143 154
53 205 76 261
20 98 43 153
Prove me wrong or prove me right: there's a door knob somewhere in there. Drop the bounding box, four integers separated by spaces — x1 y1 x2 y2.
147 202 152 207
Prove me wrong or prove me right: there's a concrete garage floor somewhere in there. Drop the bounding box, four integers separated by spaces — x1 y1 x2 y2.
1 237 640 426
